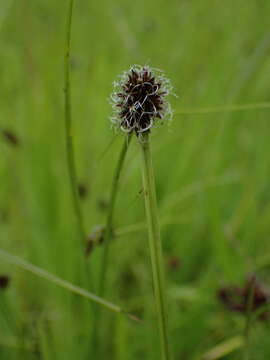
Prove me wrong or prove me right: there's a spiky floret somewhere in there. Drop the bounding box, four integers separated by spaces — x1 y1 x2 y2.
111 65 172 135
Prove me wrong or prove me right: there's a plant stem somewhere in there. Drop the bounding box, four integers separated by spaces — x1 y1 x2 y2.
99 133 132 294
0 248 140 320
243 278 256 360
64 0 86 246
91 134 132 354
140 132 171 360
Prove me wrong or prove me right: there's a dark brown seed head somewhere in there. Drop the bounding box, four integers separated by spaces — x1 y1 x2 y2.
111 65 172 135
0 275 10 290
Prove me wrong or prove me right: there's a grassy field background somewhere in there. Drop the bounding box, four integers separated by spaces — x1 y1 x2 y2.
1 0 270 359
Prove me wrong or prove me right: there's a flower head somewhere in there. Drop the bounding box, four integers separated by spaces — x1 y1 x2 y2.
111 65 172 135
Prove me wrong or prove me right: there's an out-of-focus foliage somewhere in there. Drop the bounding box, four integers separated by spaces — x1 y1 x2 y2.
1 0 270 359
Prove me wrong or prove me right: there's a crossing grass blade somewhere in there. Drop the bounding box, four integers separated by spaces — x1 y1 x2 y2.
0 248 140 321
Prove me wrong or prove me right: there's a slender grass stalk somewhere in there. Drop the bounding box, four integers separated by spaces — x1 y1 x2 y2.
174 101 270 116
0 248 140 321
98 133 132 294
140 132 171 360
110 65 171 358
202 336 244 360
243 279 256 360
91 133 132 354
64 0 86 246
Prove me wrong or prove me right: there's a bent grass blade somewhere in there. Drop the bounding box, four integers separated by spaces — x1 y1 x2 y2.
0 248 140 322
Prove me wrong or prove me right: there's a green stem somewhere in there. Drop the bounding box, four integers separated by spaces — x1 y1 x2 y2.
99 134 132 294
64 0 86 245
91 134 132 354
140 132 171 360
243 278 256 360
0 248 140 321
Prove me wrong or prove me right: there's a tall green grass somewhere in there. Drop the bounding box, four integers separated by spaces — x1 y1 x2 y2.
1 0 270 359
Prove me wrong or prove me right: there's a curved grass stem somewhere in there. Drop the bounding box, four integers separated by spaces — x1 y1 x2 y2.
98 133 132 294
0 248 140 321
64 0 86 246
91 134 132 354
243 279 256 360
140 132 171 360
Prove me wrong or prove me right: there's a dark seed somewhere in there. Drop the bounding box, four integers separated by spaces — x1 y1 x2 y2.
2 129 20 147
78 183 88 200
0 275 10 290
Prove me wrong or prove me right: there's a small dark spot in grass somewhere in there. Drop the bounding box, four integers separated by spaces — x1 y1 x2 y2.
85 225 105 255
167 256 181 270
0 275 10 290
97 198 108 211
2 129 20 147
218 275 270 320
78 183 88 200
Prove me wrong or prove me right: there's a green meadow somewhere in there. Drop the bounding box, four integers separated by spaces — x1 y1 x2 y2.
1 0 270 359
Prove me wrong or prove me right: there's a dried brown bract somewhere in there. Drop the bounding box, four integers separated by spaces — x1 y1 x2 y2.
111 65 172 135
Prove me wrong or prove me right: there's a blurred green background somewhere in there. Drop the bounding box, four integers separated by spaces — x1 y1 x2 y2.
1 0 270 359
